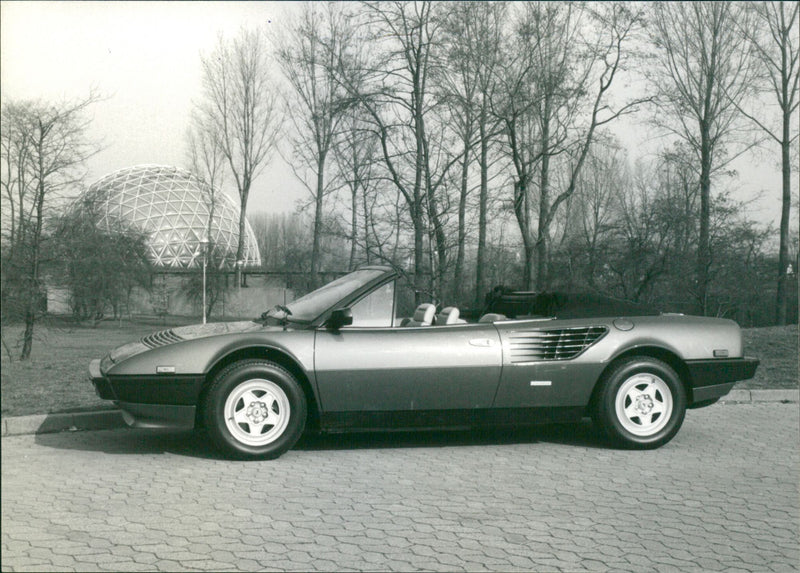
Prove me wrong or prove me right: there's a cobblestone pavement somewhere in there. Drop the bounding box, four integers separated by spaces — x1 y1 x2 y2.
2 403 798 572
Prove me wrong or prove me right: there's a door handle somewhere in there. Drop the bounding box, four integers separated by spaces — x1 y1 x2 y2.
469 338 495 347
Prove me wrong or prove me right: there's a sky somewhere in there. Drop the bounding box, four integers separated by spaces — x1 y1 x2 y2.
0 1 792 232
1 0 306 213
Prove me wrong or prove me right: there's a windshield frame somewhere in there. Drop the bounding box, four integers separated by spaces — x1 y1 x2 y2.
278 267 396 326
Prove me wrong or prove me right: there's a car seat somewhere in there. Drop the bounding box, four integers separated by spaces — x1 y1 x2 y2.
405 303 436 326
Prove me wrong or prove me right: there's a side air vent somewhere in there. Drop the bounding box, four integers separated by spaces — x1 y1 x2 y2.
508 326 608 363
141 329 184 349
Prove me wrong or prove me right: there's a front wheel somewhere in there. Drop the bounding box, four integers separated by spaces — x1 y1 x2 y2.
594 357 686 449
203 360 307 460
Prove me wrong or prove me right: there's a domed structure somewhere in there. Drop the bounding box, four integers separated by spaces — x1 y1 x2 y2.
82 165 261 269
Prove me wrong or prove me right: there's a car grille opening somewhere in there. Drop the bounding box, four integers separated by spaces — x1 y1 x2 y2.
140 329 184 349
508 326 608 362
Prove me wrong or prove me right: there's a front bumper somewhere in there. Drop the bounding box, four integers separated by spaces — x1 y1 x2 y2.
90 359 116 400
89 359 199 431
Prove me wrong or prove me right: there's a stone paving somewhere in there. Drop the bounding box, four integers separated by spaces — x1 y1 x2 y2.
2 403 798 572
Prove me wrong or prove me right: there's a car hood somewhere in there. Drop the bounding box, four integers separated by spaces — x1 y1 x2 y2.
104 320 279 369
170 321 266 340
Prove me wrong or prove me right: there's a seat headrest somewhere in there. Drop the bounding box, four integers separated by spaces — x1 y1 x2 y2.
412 303 436 325
436 306 460 325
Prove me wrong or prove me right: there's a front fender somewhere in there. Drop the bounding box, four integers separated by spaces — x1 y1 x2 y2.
106 330 316 378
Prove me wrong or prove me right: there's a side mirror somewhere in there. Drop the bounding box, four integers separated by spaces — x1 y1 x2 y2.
327 308 353 330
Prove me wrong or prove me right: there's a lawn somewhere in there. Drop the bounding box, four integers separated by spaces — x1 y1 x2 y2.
740 324 798 391
1 316 197 417
1 319 797 418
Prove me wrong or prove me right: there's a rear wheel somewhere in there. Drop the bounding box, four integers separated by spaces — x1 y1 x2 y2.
203 360 307 460
594 357 686 449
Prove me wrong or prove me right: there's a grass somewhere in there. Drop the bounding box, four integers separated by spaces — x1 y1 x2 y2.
1 318 796 418
1 316 197 418
739 324 798 390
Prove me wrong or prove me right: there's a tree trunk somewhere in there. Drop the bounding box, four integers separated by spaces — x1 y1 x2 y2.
362 185 371 264
413 205 425 306
776 112 791 325
427 187 447 304
21 145 46 360
513 179 535 291
454 141 469 303
475 117 489 306
311 153 326 287
535 112 551 291
349 182 358 271
696 129 712 316
523 241 536 291
413 82 428 304
21 309 34 360
235 189 249 288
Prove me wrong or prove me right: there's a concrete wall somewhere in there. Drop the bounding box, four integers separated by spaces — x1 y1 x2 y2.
46 272 295 320
46 287 72 315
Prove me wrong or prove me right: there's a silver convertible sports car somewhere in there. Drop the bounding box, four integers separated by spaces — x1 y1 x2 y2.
90 266 759 459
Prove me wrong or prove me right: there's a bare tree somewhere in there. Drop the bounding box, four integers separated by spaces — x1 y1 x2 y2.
197 27 282 286
609 150 696 303
186 113 227 270
334 1 464 303
186 113 226 196
276 3 351 287
494 2 645 290
0 95 99 359
186 112 226 239
737 1 799 324
560 142 626 291
648 1 757 314
333 108 380 270
439 1 507 304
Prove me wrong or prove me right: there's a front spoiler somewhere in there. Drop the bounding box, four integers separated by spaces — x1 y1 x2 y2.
116 401 196 430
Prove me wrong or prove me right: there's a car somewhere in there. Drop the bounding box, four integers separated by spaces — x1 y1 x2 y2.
89 266 759 459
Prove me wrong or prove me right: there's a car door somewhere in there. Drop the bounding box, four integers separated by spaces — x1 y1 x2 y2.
313 282 502 412
491 318 608 408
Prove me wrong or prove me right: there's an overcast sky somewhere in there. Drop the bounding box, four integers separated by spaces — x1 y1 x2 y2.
1 0 306 213
0 1 790 230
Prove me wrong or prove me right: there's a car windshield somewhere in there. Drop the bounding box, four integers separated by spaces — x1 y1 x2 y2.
284 269 387 322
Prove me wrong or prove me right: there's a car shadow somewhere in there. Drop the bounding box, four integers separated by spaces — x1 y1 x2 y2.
33 419 609 459
296 419 608 452
33 428 221 459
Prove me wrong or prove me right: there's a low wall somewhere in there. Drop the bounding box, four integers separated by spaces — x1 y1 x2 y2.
45 272 296 320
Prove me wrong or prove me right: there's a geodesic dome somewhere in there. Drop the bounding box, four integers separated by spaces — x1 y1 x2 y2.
82 165 261 269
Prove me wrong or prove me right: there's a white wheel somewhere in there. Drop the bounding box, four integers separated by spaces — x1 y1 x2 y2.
614 373 673 437
203 360 307 460
224 379 291 447
594 357 686 449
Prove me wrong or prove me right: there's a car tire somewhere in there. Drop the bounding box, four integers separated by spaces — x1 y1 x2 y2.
203 360 307 460
594 357 686 449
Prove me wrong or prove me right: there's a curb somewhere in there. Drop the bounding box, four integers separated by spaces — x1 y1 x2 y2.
1 389 798 438
1 409 126 438
719 389 800 404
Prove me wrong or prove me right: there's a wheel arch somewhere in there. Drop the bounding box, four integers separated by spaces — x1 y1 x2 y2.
588 345 692 413
196 346 320 431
